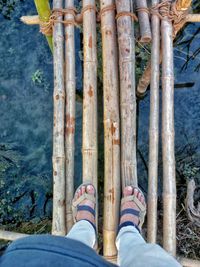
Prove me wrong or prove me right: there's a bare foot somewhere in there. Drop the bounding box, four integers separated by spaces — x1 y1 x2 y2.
120 186 146 226
74 185 95 225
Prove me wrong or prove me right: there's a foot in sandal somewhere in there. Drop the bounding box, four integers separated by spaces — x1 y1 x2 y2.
72 184 96 229
119 186 146 233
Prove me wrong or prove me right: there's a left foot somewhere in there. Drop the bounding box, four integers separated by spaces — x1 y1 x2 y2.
74 184 96 225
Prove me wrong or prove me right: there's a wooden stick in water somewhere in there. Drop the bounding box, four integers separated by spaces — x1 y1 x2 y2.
64 0 76 233
135 0 152 43
161 0 176 256
100 0 121 259
115 0 137 188
147 0 160 244
82 0 98 225
52 0 66 236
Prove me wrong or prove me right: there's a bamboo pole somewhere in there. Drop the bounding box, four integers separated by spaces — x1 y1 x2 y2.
115 1 137 189
20 13 200 26
64 0 76 233
52 0 66 236
34 0 53 52
186 14 200 22
20 15 40 25
161 0 176 256
82 0 98 202
100 0 120 259
135 0 152 43
0 230 28 241
136 0 193 97
147 0 160 244
178 257 200 267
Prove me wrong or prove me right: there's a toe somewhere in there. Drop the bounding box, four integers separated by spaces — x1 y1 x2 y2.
75 192 79 200
78 189 81 198
140 195 145 205
87 184 95 195
138 192 142 201
133 188 139 197
123 186 133 197
81 185 86 195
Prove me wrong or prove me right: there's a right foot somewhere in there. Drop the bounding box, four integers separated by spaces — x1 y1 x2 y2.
120 186 146 227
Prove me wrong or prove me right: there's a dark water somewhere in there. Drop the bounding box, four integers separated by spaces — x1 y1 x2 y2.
0 1 200 223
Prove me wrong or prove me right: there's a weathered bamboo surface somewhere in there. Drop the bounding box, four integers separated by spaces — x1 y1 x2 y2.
135 0 151 43
136 0 192 97
52 0 66 236
147 0 160 244
115 0 137 188
65 0 76 233
0 230 28 241
82 0 98 194
161 0 176 256
100 0 120 259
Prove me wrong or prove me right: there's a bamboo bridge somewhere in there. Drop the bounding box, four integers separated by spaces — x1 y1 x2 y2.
1 0 200 266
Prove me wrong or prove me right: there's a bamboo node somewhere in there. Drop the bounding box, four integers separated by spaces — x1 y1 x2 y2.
136 7 150 15
116 11 138 22
100 4 116 18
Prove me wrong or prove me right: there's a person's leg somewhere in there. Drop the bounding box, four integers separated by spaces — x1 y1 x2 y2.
66 184 97 249
116 187 181 267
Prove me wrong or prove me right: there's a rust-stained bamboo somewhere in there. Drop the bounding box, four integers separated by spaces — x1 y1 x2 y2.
135 0 152 43
0 230 28 241
115 1 137 188
147 0 160 244
161 0 176 256
65 0 76 233
52 0 66 236
82 0 98 198
100 0 120 259
136 0 192 97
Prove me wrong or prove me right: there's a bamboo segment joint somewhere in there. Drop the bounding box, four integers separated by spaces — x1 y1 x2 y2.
136 7 150 15
116 12 138 22
100 4 116 18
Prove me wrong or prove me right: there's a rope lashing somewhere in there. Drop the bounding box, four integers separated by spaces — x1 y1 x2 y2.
40 5 99 35
136 7 150 15
116 11 138 22
40 8 78 35
150 0 189 36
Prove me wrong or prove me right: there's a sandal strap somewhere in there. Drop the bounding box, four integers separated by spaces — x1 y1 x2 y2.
77 205 95 217
72 193 96 208
118 221 140 234
121 195 146 212
120 208 140 217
